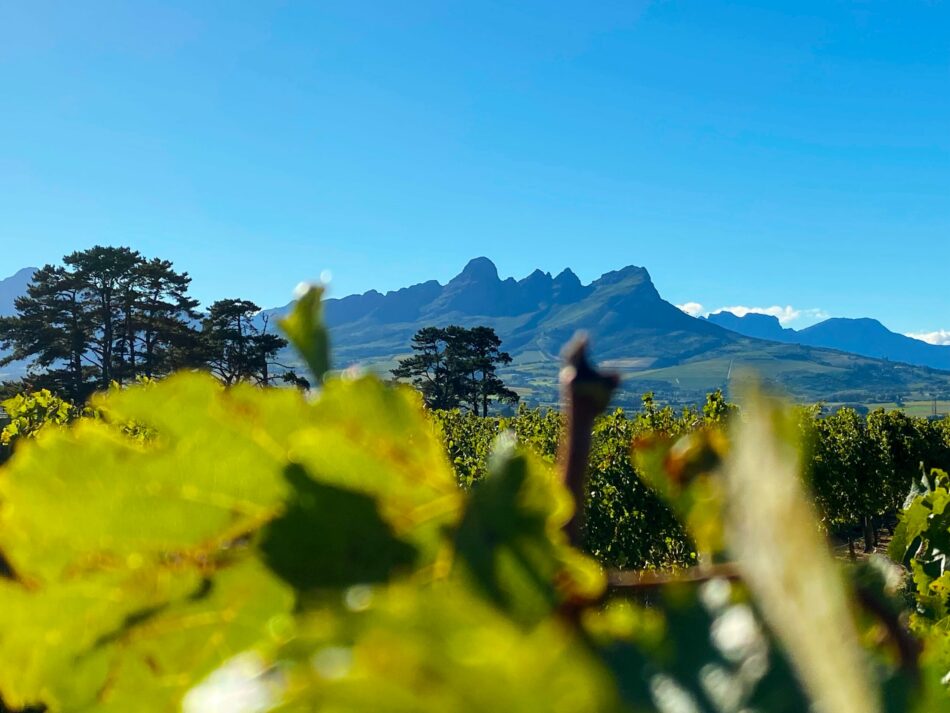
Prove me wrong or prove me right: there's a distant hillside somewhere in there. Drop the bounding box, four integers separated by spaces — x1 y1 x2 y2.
707 312 950 372
265 258 950 408
0 267 36 317
704 311 795 342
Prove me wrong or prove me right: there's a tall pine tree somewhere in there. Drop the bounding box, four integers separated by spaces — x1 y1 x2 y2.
200 299 289 386
0 246 201 399
392 325 518 415
0 265 93 398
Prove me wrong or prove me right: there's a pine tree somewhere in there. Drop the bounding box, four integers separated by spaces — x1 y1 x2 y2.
133 258 201 377
392 326 518 414
64 246 142 388
0 265 93 399
201 300 289 386
391 327 457 409
466 326 518 416
0 247 202 399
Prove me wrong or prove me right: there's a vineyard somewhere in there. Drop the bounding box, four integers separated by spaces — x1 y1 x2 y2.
1 288 950 712
435 393 950 567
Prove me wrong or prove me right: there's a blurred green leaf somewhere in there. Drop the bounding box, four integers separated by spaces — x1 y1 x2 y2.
278 285 330 385
288 376 463 565
453 438 604 626
725 386 881 713
633 427 728 560
267 582 620 713
261 464 417 590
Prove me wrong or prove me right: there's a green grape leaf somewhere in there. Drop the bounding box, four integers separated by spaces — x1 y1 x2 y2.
87 558 292 713
279 285 330 385
453 438 604 626
891 499 936 566
260 464 417 590
0 560 292 712
91 559 291 712
0 377 293 584
288 376 463 563
259 582 620 713
891 487 950 566
91 371 316 458
0 376 300 710
913 628 950 713
0 567 202 710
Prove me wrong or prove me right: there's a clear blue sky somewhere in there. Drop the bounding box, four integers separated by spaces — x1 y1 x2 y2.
1 1 948 340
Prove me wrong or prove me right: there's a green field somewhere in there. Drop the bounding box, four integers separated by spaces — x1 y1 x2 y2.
865 399 950 417
275 334 950 412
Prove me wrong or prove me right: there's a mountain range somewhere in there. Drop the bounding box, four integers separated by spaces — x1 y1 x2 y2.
705 311 950 371
263 257 950 407
4 260 950 407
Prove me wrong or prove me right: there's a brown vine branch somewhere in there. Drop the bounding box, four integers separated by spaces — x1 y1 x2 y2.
606 562 742 591
557 333 619 546
853 582 922 684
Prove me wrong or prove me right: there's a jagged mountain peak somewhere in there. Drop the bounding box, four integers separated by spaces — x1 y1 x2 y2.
593 264 652 287
519 268 552 284
551 267 586 303
553 267 579 283
453 256 499 283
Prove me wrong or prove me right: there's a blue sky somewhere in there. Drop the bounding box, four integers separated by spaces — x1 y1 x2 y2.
1 1 948 341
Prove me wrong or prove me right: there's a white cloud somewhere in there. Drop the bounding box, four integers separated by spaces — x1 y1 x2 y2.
676 301 829 326
906 330 950 346
676 302 705 317
711 305 829 326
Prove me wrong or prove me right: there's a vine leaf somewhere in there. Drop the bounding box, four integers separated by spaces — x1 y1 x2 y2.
279 285 330 385
454 439 604 626
260 464 417 590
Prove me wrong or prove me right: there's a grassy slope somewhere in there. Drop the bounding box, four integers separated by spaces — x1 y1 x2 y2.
337 338 950 410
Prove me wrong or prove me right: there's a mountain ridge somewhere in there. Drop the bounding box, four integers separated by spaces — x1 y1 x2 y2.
263 257 950 407
707 311 950 371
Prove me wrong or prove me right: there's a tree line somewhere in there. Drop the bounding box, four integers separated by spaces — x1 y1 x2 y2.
0 246 305 400
802 404 950 555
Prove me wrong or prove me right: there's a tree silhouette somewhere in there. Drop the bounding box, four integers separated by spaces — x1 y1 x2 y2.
392 326 518 415
200 300 290 386
2 246 229 399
